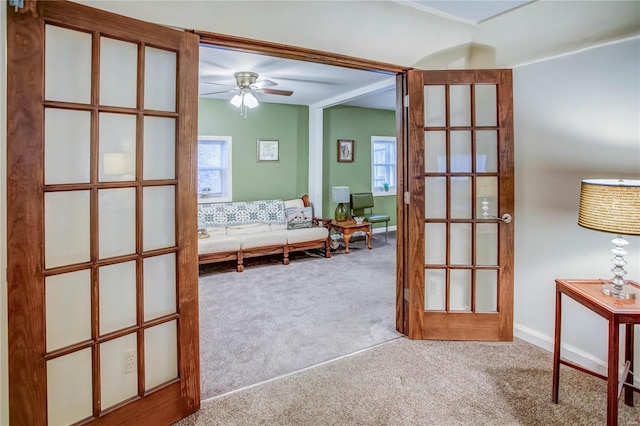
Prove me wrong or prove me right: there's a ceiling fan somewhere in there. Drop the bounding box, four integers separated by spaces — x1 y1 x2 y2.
201 71 293 119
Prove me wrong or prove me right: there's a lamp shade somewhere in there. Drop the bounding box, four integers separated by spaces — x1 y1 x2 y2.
331 186 350 203
578 179 640 236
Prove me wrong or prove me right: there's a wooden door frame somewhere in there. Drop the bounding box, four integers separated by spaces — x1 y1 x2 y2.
194 30 412 335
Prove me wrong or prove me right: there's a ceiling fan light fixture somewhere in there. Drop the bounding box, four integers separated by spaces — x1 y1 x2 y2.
244 92 259 108
230 94 242 108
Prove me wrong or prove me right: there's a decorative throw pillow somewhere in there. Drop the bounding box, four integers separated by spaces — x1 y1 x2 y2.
286 206 313 230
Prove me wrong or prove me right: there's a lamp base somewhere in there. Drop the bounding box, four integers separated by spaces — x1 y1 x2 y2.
334 203 348 222
602 283 637 300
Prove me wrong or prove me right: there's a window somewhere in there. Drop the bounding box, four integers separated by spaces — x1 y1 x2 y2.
198 136 232 202
371 136 396 196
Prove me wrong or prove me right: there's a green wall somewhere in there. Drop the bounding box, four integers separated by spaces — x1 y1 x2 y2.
198 99 397 228
198 98 309 201
322 105 397 228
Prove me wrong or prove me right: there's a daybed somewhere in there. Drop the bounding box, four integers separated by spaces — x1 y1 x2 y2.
197 195 330 272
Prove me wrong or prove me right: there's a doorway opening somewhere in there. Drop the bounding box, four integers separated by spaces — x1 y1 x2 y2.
195 34 407 399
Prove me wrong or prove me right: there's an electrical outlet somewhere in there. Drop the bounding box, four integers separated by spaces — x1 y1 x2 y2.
123 350 136 374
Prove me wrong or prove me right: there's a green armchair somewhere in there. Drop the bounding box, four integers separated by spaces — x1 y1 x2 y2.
350 192 390 242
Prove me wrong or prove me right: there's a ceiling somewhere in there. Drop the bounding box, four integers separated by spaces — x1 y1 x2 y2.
405 1 532 24
198 1 534 111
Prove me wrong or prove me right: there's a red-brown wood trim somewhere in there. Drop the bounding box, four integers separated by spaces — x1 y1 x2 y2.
395 72 407 334
497 69 514 340
90 382 183 425
175 30 202 415
7 5 47 425
195 30 409 75
407 70 426 339
41 1 185 50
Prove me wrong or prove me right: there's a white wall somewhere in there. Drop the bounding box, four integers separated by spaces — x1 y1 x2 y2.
513 38 640 373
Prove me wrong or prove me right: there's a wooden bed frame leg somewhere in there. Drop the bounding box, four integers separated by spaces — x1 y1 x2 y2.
325 238 331 258
283 246 290 265
237 251 244 272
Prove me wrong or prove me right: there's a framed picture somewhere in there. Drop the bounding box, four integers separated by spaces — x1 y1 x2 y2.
257 139 279 162
337 139 354 163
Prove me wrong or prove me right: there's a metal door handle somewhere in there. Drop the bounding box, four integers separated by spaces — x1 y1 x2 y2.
484 213 512 223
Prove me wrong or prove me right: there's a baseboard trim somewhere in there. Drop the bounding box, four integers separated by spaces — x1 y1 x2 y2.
514 323 607 376
372 225 396 235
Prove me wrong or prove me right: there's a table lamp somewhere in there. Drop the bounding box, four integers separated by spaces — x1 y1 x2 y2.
331 186 350 222
578 179 640 299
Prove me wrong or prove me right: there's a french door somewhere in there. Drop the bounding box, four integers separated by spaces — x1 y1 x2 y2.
7 2 199 424
402 69 514 340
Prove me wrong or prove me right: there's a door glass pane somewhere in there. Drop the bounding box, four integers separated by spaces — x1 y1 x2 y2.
450 85 470 126
100 333 138 410
45 191 90 268
143 186 175 251
143 116 176 180
45 108 91 184
45 25 91 104
450 269 471 311
100 37 138 108
475 84 497 126
476 223 498 266
145 320 178 390
425 223 446 264
144 253 177 321
424 85 445 127
476 270 498 312
476 130 497 173
451 177 471 219
100 261 137 335
47 349 92 426
144 47 176 112
425 269 446 311
99 188 136 259
450 131 471 173
425 177 446 219
476 177 498 219
99 113 136 182
450 223 471 265
425 131 446 173
45 270 91 351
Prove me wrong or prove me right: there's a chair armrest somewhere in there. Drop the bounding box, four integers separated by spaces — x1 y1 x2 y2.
313 217 334 229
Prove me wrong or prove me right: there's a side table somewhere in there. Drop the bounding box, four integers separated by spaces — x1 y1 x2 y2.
552 279 640 426
329 220 372 254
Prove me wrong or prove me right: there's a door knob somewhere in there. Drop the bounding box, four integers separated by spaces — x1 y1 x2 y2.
484 213 512 223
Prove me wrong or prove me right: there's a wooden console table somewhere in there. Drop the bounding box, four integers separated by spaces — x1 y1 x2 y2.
329 220 372 254
552 279 640 426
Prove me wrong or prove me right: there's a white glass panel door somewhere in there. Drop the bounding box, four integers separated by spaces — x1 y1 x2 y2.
99 113 136 182
8 2 199 424
409 69 514 341
44 108 91 184
45 25 91 103
100 37 138 108
47 349 93 425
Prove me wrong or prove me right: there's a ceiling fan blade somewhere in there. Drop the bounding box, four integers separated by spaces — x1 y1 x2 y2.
200 89 237 96
252 79 277 89
261 88 293 96
202 81 234 87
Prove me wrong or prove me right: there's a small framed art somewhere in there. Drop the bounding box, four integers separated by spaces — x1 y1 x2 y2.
337 139 354 163
257 139 279 162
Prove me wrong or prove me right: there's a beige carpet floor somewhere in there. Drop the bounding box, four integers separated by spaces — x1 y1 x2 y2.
176 337 640 425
